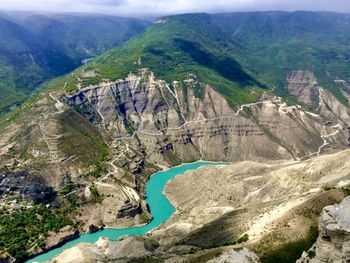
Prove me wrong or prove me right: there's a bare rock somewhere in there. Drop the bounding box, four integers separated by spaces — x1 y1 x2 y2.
46 226 79 250
88 224 101 234
287 70 319 105
297 197 350 263
67 69 349 164
51 236 151 263
207 248 260 263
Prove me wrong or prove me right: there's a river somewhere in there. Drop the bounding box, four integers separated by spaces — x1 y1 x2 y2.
28 161 226 262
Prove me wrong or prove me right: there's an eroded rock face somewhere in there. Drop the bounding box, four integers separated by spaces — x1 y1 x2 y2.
287 70 319 105
50 237 153 263
297 197 350 263
207 248 260 263
318 87 350 124
46 226 79 251
67 69 349 165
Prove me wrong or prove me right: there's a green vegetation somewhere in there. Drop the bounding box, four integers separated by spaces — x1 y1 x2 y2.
72 13 264 106
126 258 163 263
322 185 336 191
236 233 249 244
60 182 79 196
260 223 318 263
0 13 149 112
59 109 108 165
308 250 316 258
2 11 349 114
2 11 350 113
89 186 103 203
213 234 250 247
342 186 350 196
88 163 108 178
72 11 350 106
0 205 75 261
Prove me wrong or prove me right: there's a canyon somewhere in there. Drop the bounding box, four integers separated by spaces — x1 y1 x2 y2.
0 67 349 262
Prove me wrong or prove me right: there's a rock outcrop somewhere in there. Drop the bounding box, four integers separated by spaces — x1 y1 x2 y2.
50 237 153 263
287 70 319 105
297 197 350 263
67 69 349 164
207 248 260 263
117 201 142 218
46 226 79 250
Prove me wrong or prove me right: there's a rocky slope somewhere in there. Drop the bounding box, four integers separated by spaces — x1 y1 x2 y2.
0 60 349 263
48 149 350 263
156 150 350 245
297 196 350 263
66 69 349 165
0 69 348 231
1 11 350 262
50 235 260 263
287 70 319 106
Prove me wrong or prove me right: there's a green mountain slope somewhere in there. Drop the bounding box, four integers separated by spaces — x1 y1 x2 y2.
210 11 350 103
0 13 149 111
69 13 265 106
66 11 350 106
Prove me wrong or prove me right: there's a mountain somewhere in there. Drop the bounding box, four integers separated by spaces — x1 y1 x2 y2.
67 11 350 106
0 12 149 111
0 11 349 262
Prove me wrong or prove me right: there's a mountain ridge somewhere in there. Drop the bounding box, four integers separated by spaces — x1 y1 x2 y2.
0 12 149 112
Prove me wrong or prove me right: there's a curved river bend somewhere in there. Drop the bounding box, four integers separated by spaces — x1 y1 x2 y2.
28 161 226 262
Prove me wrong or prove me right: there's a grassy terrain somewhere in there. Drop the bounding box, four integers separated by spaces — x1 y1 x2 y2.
3 11 350 113
58 109 108 165
58 12 350 108
209 11 350 105
254 189 347 263
259 223 318 263
71 13 264 106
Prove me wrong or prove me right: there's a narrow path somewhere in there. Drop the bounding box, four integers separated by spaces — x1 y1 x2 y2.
299 124 342 160
317 127 341 156
97 150 126 184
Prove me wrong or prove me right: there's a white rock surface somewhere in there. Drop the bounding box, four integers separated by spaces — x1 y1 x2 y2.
297 197 350 263
207 248 260 263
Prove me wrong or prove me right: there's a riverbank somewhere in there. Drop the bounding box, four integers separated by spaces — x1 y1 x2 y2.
27 161 226 263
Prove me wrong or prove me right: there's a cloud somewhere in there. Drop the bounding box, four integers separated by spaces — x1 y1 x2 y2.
0 0 349 16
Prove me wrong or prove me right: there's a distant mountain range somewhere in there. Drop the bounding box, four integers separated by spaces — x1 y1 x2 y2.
0 12 149 111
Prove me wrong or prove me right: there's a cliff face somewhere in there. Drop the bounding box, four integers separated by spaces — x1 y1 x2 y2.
67 69 349 165
287 70 319 105
298 197 350 263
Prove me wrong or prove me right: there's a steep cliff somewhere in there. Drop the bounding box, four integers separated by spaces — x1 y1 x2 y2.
287 70 319 105
297 197 350 263
66 69 349 165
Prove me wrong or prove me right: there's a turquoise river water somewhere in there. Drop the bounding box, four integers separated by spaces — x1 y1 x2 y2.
28 161 226 262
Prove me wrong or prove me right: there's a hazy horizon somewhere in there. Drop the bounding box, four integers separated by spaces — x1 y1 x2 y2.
0 0 350 18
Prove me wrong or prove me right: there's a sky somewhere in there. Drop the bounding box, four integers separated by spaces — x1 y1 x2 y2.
0 0 349 17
